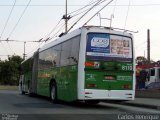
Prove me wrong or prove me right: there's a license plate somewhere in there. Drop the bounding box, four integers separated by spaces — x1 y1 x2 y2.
104 75 116 80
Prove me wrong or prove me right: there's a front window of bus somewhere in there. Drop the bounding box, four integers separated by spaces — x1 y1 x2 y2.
86 33 133 62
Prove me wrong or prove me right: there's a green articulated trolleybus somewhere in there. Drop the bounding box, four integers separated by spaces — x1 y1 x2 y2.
20 26 135 104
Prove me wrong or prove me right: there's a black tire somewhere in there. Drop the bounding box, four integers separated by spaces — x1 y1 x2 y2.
50 82 57 103
85 100 100 105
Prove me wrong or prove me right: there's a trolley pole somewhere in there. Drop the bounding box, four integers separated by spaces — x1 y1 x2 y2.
147 29 150 81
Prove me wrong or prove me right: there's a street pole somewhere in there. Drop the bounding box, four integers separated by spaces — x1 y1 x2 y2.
62 0 70 34
65 0 67 33
23 41 26 59
147 29 150 81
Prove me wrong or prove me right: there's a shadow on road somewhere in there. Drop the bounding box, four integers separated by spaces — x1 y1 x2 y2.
27 94 117 110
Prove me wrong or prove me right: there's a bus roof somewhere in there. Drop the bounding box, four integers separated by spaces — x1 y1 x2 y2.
39 27 82 52
21 26 133 64
39 26 133 53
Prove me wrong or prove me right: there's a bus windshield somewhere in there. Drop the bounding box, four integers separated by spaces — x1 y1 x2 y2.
86 33 133 62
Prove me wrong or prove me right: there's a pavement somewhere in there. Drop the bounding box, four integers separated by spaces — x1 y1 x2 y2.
1 88 160 110
118 90 160 110
121 98 160 110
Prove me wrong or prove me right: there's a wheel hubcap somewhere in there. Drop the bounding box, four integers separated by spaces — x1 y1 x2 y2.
51 86 55 100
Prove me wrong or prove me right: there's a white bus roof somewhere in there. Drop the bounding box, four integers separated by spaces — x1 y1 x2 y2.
39 27 82 52
39 26 133 52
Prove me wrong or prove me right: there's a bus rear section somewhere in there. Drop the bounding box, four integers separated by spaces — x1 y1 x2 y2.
79 29 135 101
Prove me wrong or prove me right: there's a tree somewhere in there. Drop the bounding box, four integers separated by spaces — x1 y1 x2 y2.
136 56 155 65
136 56 147 65
0 55 23 85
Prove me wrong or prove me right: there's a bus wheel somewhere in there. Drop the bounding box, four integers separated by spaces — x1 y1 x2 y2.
50 82 57 103
85 100 100 105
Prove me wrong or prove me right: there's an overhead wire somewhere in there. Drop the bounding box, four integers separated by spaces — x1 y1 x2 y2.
106 0 117 28
32 0 118 55
24 18 64 54
68 0 98 15
25 42 41 58
70 8 91 18
40 22 66 43
25 18 65 55
1 4 160 7
44 0 100 43
49 23 66 40
46 0 105 42
45 0 109 42
124 0 131 30
67 0 106 33
0 0 16 39
35 17 64 48
83 0 114 26
111 0 117 19
69 0 113 18
2 1 159 60
2 0 110 59
42 18 63 41
0 39 42 60
8 0 32 39
0 0 17 54
70 1 106 18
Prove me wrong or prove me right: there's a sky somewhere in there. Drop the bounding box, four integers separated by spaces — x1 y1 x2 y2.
0 0 160 61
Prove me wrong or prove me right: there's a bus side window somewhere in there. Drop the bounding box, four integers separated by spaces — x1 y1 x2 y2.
51 45 61 67
39 45 61 69
70 36 80 65
60 40 72 66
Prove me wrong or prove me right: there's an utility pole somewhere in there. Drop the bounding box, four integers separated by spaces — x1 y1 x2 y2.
65 0 67 32
62 0 70 34
147 29 150 81
23 41 26 59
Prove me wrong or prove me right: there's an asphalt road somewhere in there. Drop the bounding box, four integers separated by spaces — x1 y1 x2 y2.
0 90 160 120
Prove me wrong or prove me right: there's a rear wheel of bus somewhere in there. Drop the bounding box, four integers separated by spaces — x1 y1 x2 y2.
50 82 57 103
